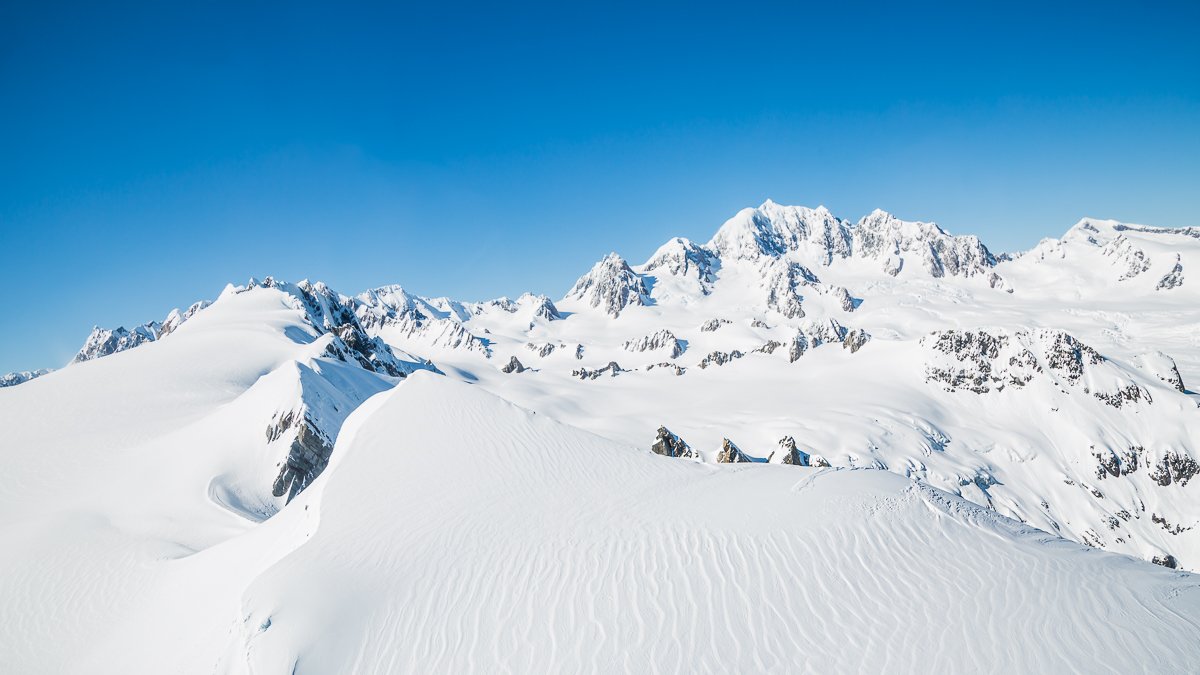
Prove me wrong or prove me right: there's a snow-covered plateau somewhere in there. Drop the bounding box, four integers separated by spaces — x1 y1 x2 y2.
2 201 1199 673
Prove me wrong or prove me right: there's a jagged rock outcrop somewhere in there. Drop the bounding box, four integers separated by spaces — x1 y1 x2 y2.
754 340 783 355
268 407 335 503
651 426 698 459
73 323 162 363
783 319 860 363
716 438 752 463
352 284 491 356
263 358 398 505
1156 255 1184 290
524 293 563 321
922 328 1161 408
563 253 650 317
763 259 819 319
704 201 1003 286
0 369 52 388
1092 445 1142 479
1152 553 1179 569
788 333 809 363
501 356 527 374
526 342 563 358
572 361 627 380
769 436 808 465
707 201 851 262
842 329 871 353
1101 236 1152 281
642 237 719 295
241 278 425 377
700 318 731 332
159 300 211 338
1149 451 1200 487
73 296 213 364
828 285 859 312
855 209 999 280
645 362 685 375
698 350 744 369
623 329 685 358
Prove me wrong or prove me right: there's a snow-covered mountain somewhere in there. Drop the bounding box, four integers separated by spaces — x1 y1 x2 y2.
3 201 1199 672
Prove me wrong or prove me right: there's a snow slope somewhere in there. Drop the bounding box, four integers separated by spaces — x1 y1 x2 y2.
356 205 1200 571
5 370 1200 673
3 201 1199 672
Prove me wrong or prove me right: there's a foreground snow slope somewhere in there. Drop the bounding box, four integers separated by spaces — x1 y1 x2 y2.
0 285 401 673
58 374 1200 673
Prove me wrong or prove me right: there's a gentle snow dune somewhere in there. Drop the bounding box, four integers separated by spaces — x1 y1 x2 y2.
161 374 1200 673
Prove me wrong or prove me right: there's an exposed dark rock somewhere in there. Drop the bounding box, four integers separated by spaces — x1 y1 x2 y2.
1156 255 1184 290
716 438 752 463
1151 553 1179 569
770 436 808 465
646 362 685 376
763 260 817 318
564 253 651 317
842 329 871 353
1093 446 1142 479
526 342 559 358
267 410 335 503
501 356 527 374
623 329 686 358
788 333 809 363
700 318 732 332
698 350 744 369
651 426 698 459
572 361 627 380
1150 451 1200 487
753 340 783 355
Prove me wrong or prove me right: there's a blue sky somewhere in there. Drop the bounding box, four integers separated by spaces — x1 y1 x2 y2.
2 1 1198 373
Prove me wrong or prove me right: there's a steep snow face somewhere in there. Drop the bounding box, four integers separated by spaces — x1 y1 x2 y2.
562 252 651 317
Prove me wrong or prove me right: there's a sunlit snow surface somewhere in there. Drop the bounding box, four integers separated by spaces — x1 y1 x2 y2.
2 206 1199 672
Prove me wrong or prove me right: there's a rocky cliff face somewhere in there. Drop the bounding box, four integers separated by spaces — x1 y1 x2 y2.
922 328 1165 409
769 436 808 465
564 253 651 317
716 438 752 463
651 426 697 459
623 329 686 359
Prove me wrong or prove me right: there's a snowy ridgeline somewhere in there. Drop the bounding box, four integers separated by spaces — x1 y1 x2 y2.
2 203 1200 670
3 204 1199 574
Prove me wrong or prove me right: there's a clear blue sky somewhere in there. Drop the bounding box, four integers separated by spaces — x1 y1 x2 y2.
2 1 1198 373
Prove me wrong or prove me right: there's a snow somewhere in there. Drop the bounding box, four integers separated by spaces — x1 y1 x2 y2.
2 202 1199 671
